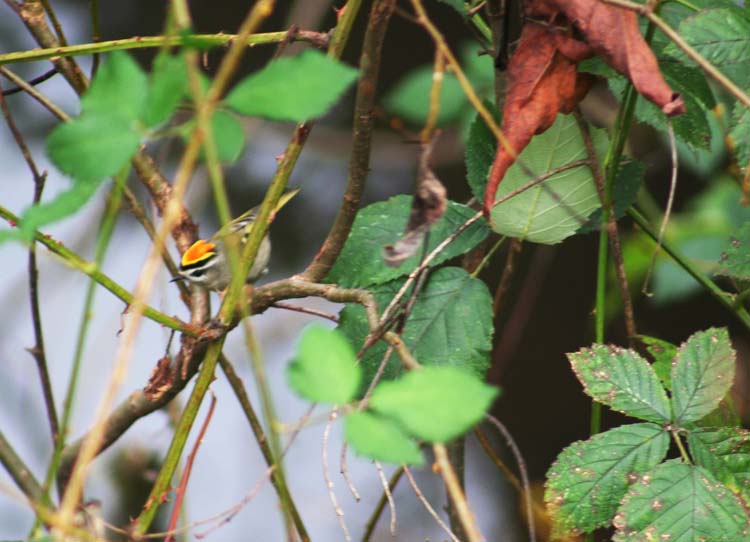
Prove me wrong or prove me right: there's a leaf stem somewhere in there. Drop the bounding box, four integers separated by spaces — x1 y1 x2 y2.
629 207 750 331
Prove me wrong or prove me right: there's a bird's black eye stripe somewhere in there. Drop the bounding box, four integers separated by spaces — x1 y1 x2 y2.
190 268 207 277
180 258 212 272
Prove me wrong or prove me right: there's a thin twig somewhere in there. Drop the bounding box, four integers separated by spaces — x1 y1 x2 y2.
374 461 397 536
1 67 57 95
165 393 218 542
0 81 58 442
218 355 310 541
340 443 361 502
403 466 463 542
361 466 404 542
642 120 678 296
484 414 535 542
271 302 339 323
493 239 522 316
0 66 67 120
323 410 352 541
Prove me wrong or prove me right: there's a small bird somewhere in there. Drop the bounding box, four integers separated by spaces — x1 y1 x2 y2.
176 189 299 291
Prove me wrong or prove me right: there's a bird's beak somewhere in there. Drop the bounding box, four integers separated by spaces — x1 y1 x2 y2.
170 275 185 283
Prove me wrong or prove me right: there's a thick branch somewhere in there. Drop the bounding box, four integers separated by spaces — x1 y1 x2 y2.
302 0 397 281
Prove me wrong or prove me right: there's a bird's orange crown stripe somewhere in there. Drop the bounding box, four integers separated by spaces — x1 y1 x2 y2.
181 240 216 266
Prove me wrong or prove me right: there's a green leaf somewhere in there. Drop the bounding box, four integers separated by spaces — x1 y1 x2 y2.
326 196 489 288
671 327 736 426
369 366 498 443
578 159 645 233
545 423 669 537
344 411 424 465
488 114 605 244
688 426 750 494
384 43 492 127
141 51 187 128
18 179 103 240
226 50 358 121
583 58 715 150
286 325 361 405
665 8 750 90
718 222 750 280
211 110 245 164
81 51 148 119
465 103 501 200
384 66 466 126
568 344 671 423
46 114 141 181
730 102 750 168
338 267 494 385
613 460 749 542
639 335 678 391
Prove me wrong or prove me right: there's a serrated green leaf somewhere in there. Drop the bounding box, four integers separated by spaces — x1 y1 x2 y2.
211 110 245 164
344 411 424 465
718 222 750 280
338 267 493 385
369 366 498 443
665 8 750 90
488 114 605 244
568 344 671 423
326 196 489 288
141 51 187 128
545 423 669 537
225 50 358 121
603 64 715 151
47 114 141 181
579 159 645 233
81 51 148 119
730 102 750 168
286 325 361 405
639 335 678 391
688 426 750 495
613 460 749 542
672 327 736 426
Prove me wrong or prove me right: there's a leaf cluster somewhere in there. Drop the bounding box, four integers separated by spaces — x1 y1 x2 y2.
545 328 750 541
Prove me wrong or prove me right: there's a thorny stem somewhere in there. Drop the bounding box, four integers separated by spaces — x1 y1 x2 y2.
0 31 330 66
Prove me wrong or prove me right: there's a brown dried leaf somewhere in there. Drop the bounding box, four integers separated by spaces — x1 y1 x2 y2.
483 22 594 214
384 143 447 267
536 0 685 116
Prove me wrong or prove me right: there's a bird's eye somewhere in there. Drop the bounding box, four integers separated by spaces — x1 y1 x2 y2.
191 268 207 278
